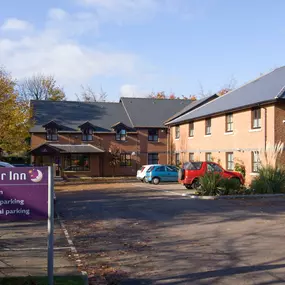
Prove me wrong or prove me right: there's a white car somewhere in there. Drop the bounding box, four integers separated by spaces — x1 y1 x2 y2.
0 161 15 167
136 164 161 182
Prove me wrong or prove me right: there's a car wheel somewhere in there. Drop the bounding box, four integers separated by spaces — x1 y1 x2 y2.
185 184 192 189
191 179 200 189
152 177 160 185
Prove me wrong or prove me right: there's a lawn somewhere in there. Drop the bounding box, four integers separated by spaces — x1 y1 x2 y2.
0 276 85 285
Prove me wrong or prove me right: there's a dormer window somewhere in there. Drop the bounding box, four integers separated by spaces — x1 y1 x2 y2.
46 128 58 141
78 121 96 141
82 128 93 141
116 129 126 141
43 120 61 141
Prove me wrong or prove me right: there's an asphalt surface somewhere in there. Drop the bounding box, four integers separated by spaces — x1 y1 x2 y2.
56 182 285 285
0 220 78 278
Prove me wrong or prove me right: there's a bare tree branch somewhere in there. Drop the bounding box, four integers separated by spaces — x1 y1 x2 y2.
18 74 66 101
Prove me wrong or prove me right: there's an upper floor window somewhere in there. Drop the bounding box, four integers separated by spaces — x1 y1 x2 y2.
175 126 180 139
82 128 93 141
116 129 126 141
226 113 233 132
148 129 158 141
252 108 261 129
46 128 58 141
205 118 211 135
189 122 194 137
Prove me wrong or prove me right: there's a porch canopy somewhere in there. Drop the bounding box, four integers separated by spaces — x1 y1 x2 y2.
30 143 105 155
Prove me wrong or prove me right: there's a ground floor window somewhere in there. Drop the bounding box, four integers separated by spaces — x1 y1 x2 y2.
120 153 131 166
175 153 180 166
252 151 261 172
189 152 194 162
226 152 234 170
148 153 158 164
205 152 212 162
64 154 90 171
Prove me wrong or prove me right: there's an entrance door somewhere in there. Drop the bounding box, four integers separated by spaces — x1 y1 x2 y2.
54 156 61 177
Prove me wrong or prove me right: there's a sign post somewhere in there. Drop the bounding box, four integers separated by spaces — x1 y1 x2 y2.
48 166 54 285
0 166 53 284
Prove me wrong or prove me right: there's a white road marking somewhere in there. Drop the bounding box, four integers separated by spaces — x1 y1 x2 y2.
56 211 88 281
133 183 188 197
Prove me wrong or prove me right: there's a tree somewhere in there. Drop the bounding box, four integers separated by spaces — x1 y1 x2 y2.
148 91 197 100
19 74 66 101
76 85 107 102
0 68 31 156
109 145 121 177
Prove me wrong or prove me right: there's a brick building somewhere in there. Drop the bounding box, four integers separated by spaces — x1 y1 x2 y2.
30 97 206 177
165 67 285 183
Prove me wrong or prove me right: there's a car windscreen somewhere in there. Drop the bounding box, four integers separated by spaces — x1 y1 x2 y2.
183 162 202 170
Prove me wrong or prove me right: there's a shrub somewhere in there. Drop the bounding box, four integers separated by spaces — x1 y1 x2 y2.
218 178 241 195
234 160 246 178
251 165 285 194
197 172 221 196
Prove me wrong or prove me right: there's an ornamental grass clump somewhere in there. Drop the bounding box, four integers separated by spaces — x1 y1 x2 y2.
251 142 285 194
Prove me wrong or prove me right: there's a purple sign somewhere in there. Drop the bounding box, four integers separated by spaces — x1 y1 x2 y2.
0 167 48 221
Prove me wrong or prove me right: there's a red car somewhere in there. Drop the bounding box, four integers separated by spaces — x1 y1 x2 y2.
178 161 245 189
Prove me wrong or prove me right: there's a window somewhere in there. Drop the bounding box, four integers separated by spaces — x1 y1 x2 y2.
226 152 234 170
205 119 211 135
189 152 194 161
189 122 194 137
156 166 166 172
205 152 212 161
226 113 233 132
252 151 261 172
148 129 158 141
175 153 180 166
175 126 180 139
252 108 261 129
46 128 58 141
183 162 203 170
148 153 159 164
207 163 223 172
120 153 131 166
116 129 126 141
82 128 93 141
64 154 90 171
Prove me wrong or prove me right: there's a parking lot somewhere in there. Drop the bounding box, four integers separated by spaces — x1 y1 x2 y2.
56 181 285 284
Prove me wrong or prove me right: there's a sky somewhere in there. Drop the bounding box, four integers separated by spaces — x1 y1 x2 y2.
0 0 284 101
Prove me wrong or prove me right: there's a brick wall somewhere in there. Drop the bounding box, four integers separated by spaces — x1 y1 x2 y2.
170 104 276 183
30 127 169 177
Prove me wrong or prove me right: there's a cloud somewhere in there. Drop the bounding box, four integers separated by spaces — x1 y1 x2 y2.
77 0 208 24
0 8 150 99
120 84 150 98
1 18 33 31
77 0 163 24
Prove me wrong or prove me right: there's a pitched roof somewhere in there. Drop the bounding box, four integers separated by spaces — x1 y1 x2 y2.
31 97 197 132
167 67 285 125
120 97 191 128
165 95 218 123
30 100 133 132
50 144 104 153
